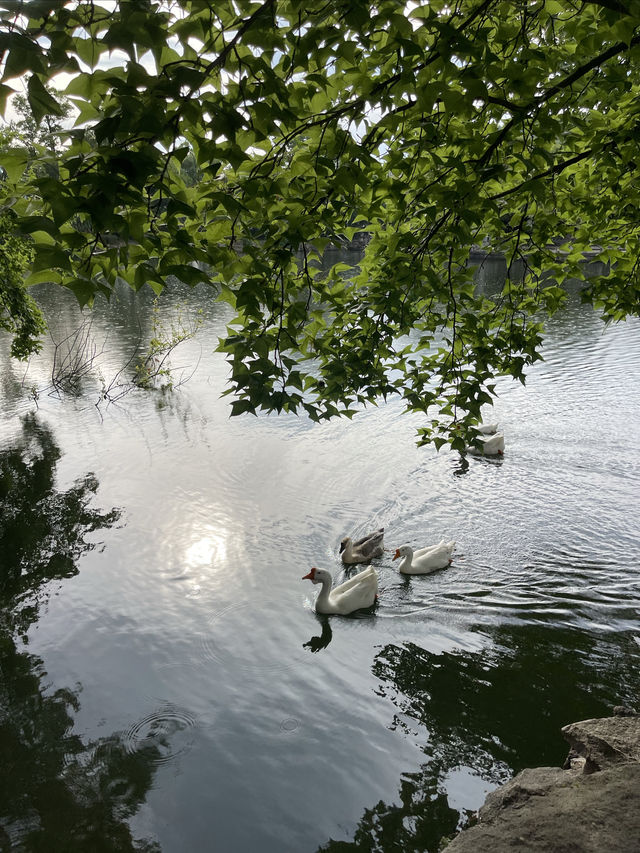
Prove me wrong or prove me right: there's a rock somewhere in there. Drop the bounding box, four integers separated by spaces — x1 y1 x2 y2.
444 715 640 853
561 716 640 773
613 705 637 717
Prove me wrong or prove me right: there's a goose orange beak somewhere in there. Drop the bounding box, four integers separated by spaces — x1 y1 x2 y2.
392 549 401 561
302 568 316 581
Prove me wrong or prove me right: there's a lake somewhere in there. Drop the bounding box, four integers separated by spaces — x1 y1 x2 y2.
1 255 639 852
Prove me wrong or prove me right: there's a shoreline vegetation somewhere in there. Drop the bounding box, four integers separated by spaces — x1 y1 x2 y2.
328 233 606 262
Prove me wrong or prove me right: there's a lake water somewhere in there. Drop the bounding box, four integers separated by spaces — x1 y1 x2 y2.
1 256 639 852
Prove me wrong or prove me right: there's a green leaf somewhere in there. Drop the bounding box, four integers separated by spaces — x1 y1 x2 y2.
0 0 637 446
230 399 257 417
0 148 29 181
64 278 95 308
0 83 16 116
32 245 71 273
27 74 64 124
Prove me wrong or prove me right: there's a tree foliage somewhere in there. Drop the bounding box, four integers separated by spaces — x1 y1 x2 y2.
0 208 46 359
1 0 640 445
10 85 73 153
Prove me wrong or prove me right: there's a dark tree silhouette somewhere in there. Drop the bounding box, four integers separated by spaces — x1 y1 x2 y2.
318 623 640 853
0 416 160 852
0 414 120 624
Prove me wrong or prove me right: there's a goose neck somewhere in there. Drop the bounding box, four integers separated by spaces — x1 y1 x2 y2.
315 572 333 608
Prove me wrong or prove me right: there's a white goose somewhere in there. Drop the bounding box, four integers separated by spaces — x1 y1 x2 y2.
466 432 505 456
340 528 384 564
392 541 456 575
302 566 378 615
477 421 499 435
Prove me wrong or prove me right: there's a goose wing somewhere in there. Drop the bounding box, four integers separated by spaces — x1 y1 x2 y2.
359 529 384 558
415 540 455 569
414 539 448 559
332 567 378 611
352 527 384 549
334 565 377 593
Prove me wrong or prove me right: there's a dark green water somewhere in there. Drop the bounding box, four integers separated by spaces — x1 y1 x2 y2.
1 257 639 851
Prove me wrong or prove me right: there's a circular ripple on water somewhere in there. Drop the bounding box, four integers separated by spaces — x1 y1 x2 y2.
123 703 198 766
201 598 309 676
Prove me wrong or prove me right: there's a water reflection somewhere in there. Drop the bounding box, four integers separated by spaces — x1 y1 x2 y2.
5 279 217 411
0 635 162 852
318 622 640 852
0 417 160 851
0 257 638 852
373 625 639 770
303 616 333 653
318 774 459 853
451 455 470 477
0 414 121 625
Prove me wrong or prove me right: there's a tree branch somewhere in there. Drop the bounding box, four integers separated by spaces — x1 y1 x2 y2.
489 147 598 200
477 31 640 168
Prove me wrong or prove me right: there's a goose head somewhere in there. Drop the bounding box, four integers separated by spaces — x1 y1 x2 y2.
302 567 329 585
392 545 411 561
339 537 349 554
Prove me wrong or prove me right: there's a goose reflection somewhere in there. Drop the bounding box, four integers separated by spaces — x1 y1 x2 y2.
303 615 333 653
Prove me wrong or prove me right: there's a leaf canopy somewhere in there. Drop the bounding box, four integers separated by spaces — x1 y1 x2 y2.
1 0 640 443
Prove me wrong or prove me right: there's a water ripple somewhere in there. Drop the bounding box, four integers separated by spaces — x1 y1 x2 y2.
123 703 198 766
200 597 309 676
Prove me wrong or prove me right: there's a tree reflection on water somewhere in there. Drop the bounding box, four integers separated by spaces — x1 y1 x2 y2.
319 625 639 853
0 415 159 852
0 414 121 619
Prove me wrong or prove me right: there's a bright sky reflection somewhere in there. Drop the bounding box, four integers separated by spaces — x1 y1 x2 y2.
184 529 227 569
